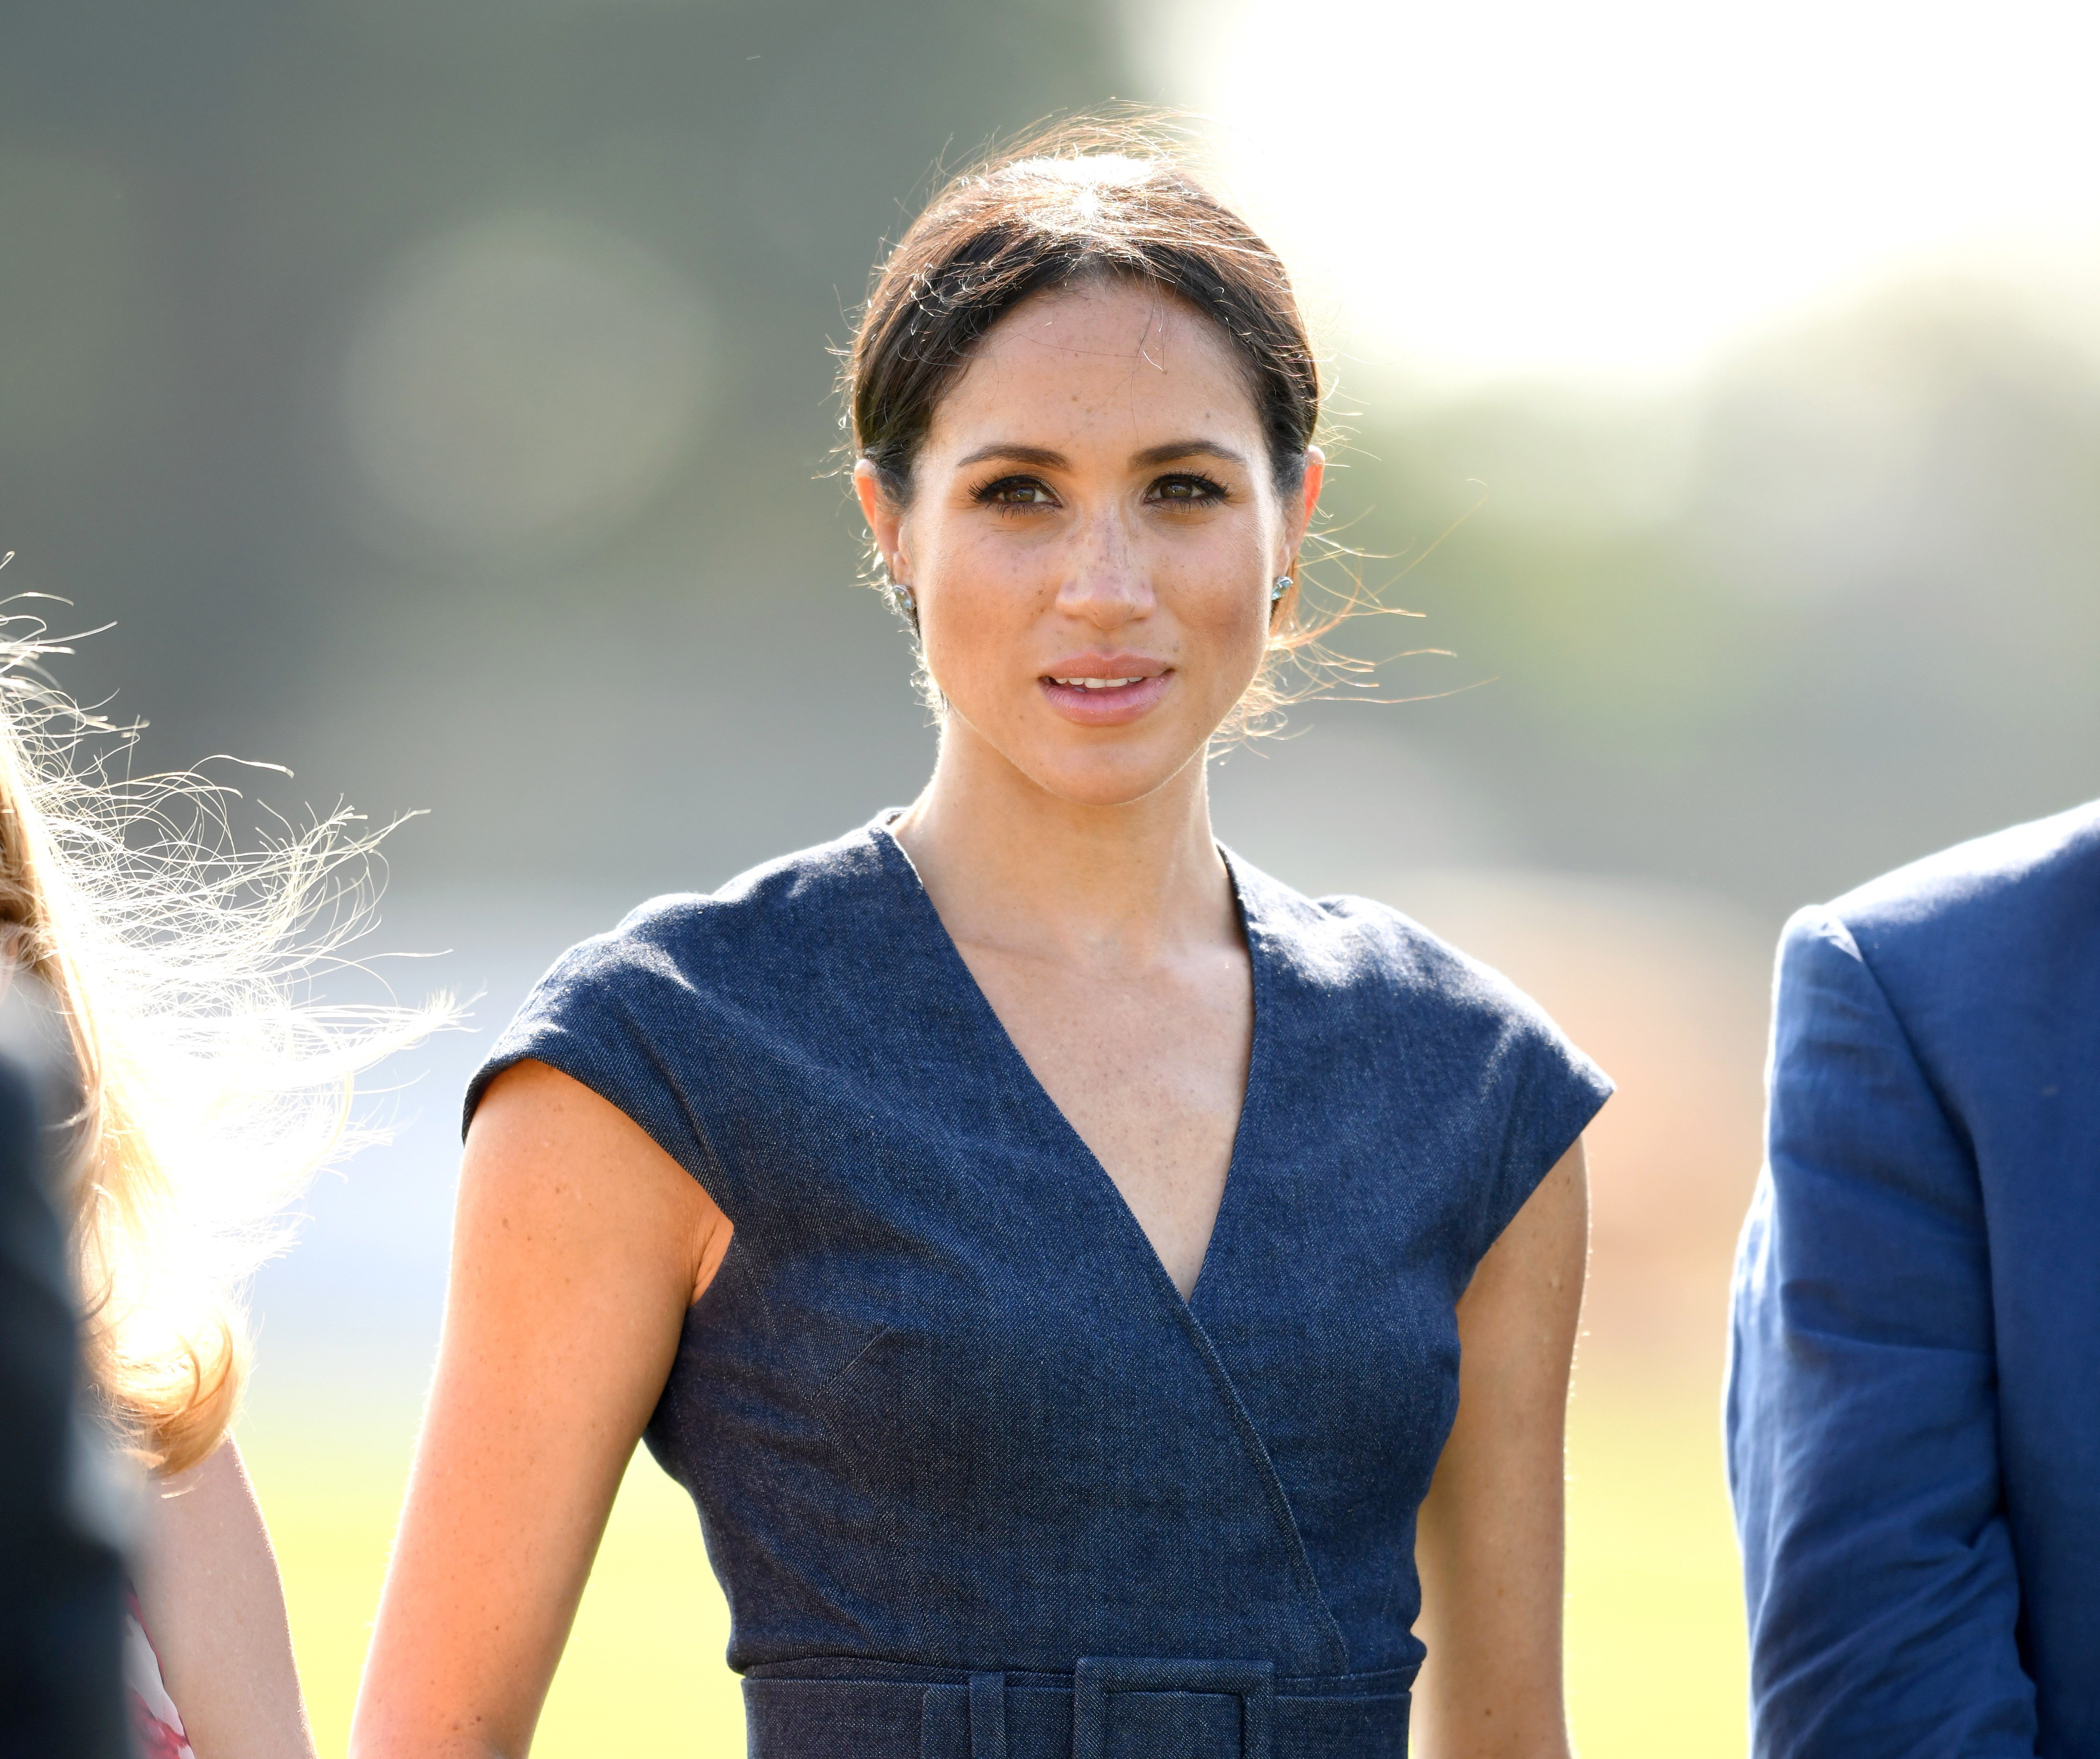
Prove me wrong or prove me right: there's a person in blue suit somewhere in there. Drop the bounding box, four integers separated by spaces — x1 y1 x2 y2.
1728 798 2100 1756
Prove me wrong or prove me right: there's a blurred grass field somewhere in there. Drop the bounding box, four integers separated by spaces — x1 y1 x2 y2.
242 1369 1744 1759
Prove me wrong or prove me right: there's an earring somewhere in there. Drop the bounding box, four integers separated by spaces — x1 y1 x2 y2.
887 575 918 622
1271 575 1293 603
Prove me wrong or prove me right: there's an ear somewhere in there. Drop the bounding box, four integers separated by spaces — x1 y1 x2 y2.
854 460 907 577
1282 446 1326 568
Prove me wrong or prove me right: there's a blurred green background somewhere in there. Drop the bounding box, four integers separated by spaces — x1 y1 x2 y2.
5 1 2097 1754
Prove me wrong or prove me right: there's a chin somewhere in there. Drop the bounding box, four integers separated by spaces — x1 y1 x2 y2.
1021 744 1202 811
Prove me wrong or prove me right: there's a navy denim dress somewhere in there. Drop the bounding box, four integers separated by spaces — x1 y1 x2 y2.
467 817 1610 1759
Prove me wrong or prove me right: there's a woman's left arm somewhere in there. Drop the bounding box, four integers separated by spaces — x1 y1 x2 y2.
137 1436 317 1759
1411 1138 1589 1759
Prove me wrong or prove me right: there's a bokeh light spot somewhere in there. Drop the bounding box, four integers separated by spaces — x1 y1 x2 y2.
341 214 709 557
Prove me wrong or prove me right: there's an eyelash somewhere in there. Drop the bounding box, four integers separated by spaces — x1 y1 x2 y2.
967 472 1232 512
1151 472 1229 506
970 475 1057 511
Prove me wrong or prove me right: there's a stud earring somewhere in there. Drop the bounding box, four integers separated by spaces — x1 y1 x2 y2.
887 574 918 623
1271 575 1293 604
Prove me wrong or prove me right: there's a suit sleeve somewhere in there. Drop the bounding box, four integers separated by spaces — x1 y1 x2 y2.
1726 908 2036 1758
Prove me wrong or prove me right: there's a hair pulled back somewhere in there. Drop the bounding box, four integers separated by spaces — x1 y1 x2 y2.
846 121 1321 509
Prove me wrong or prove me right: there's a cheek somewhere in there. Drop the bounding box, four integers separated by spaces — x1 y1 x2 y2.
1165 545 1273 659
1216 600 1279 694
917 546 1045 700
920 512 1047 602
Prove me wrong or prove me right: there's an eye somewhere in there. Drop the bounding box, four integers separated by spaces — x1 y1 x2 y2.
971 475 1060 511
1147 472 1229 506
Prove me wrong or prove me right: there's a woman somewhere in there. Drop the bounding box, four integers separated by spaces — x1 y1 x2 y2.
0 621 442 1758
356 126 1610 1759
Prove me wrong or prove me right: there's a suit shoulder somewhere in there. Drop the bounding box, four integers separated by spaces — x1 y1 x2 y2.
1824 799 2100 952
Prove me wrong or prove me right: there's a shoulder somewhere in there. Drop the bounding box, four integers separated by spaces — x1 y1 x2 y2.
1782 798 2100 1002
465 821 903 1138
1230 853 1610 1092
536 821 900 997
1235 854 1560 1028
1231 857 1609 1257
1772 800 2100 1127
1822 798 2100 952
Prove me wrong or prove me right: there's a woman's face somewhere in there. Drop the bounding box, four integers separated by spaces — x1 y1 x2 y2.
856 278 1323 810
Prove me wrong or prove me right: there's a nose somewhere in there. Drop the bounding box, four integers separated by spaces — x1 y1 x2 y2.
1053 504 1153 628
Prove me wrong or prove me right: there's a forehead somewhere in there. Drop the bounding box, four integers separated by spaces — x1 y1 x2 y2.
929 279 1261 451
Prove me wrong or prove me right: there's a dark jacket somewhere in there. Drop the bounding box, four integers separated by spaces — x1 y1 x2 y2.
0 1045 128 1759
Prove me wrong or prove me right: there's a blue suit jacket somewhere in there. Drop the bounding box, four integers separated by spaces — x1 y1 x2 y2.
1729 799 2100 1757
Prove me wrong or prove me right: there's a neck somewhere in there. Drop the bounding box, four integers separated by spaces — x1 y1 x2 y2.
890 718 1236 971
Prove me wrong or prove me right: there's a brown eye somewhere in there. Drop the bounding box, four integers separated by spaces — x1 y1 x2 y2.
1149 473 1227 505
973 475 1057 508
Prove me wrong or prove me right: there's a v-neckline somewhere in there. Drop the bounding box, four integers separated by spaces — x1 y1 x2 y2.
868 814 1270 1314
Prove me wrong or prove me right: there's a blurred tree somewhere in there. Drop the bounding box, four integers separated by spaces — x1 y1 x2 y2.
1329 283 2100 910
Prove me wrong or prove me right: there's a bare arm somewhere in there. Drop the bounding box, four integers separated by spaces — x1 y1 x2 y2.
1411 1138 1589 1759
350 1059 730 1759
137 1438 316 1759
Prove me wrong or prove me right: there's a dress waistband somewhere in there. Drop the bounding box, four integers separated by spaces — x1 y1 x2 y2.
744 1657 1413 1759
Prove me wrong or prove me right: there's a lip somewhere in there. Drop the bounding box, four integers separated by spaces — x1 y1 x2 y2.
1037 654 1174 727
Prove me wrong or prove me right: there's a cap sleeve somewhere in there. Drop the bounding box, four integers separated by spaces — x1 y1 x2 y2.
461 907 729 1200
1468 997 1612 1269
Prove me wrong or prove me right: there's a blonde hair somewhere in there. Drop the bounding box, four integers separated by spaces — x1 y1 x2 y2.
0 609 449 1475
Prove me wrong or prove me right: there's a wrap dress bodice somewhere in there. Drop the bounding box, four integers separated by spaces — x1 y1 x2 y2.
467 817 1611 1759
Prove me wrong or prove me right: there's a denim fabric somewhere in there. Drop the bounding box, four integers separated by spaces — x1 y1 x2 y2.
468 816 1611 1758
1728 799 2100 1758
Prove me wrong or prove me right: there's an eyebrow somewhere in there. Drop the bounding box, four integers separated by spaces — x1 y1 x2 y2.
955 443 1067 470
1130 440 1249 470
953 439 1251 472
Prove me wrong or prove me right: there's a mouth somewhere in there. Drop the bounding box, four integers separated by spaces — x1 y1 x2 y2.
1037 663 1174 726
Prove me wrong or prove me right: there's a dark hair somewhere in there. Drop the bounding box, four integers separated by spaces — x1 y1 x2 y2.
845 121 1321 510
